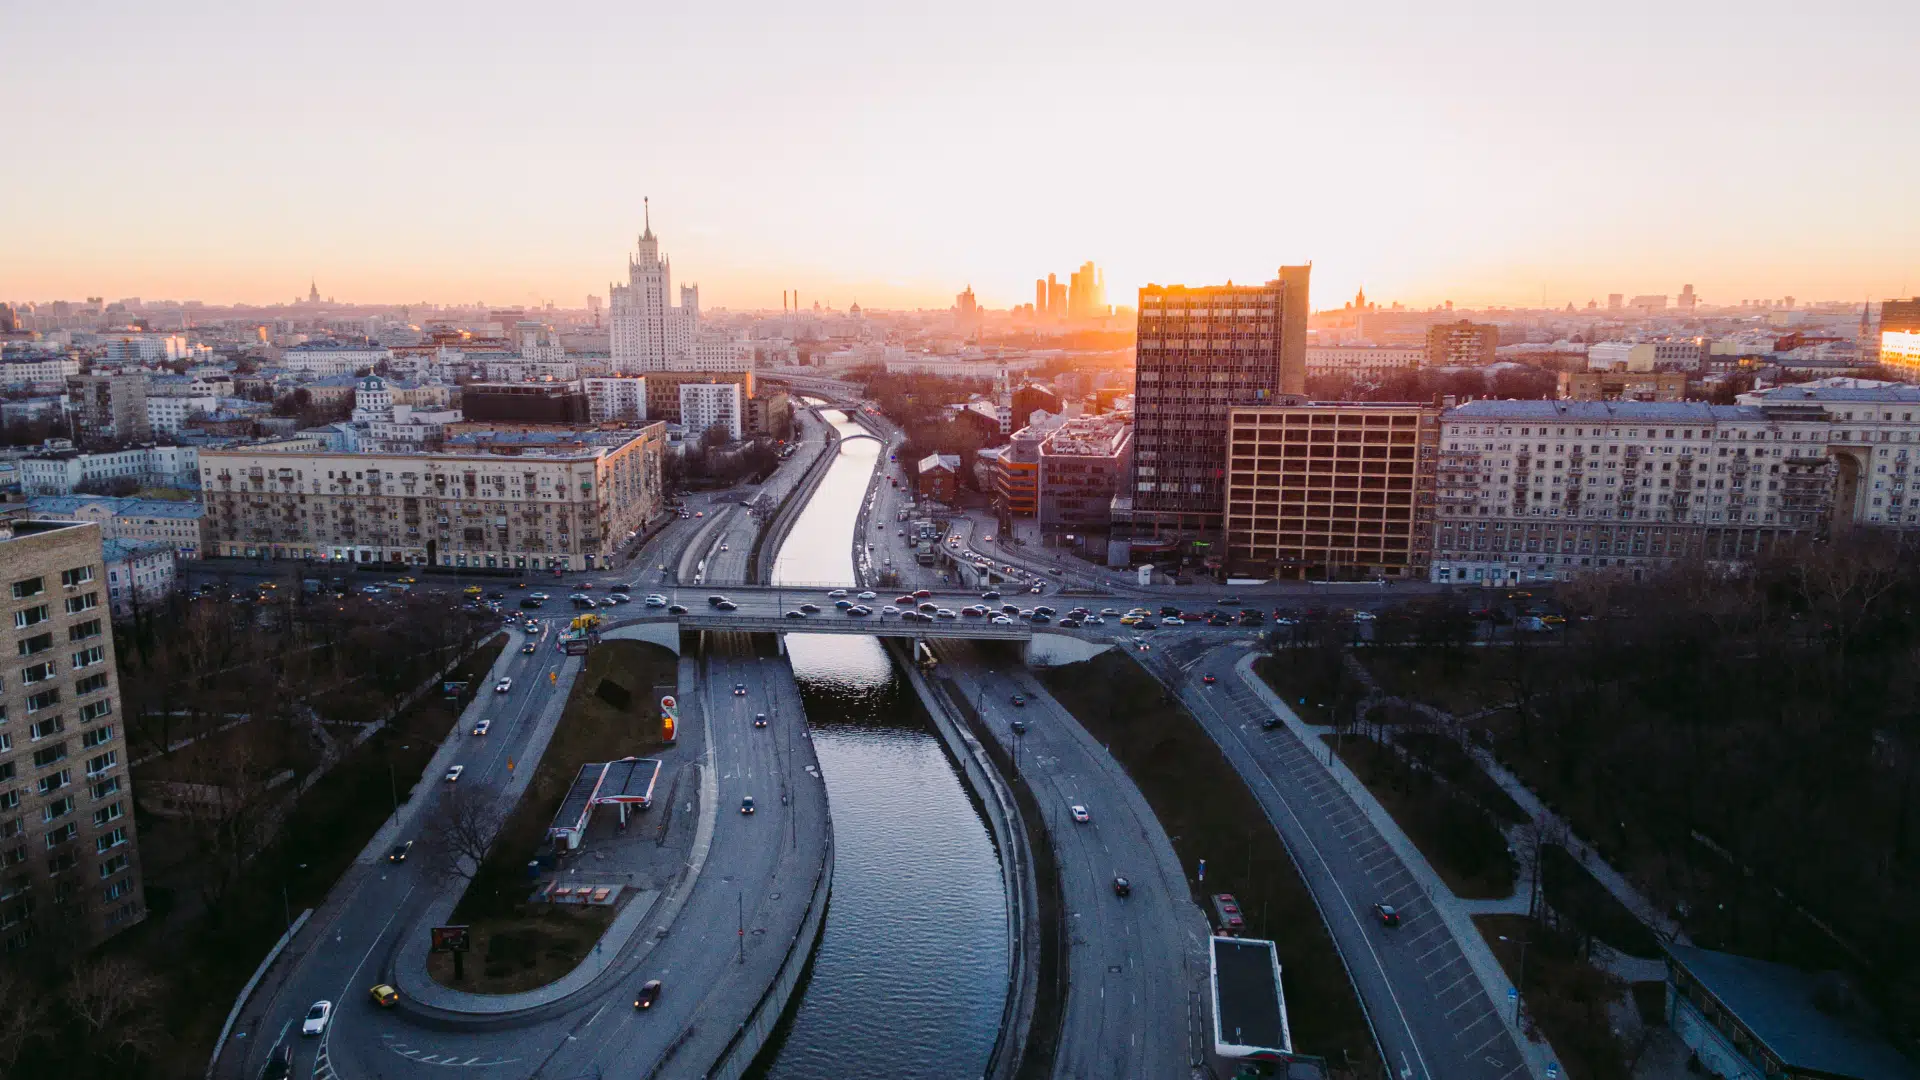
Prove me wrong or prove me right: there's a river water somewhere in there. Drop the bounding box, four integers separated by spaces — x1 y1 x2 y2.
756 414 1009 1079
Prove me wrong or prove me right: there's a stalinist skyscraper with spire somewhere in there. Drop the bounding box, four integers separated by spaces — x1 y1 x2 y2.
607 201 750 374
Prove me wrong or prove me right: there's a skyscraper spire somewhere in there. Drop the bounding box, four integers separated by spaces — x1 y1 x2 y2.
641 196 654 242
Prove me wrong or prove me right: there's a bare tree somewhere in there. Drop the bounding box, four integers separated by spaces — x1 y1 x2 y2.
65 956 165 1062
0 969 50 1071
424 788 503 888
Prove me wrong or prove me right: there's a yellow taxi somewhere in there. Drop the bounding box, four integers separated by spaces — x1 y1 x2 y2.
463 585 483 596
396 576 416 584
368 984 399 1007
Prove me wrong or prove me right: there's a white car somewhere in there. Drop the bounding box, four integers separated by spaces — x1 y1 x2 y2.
1070 805 1091 824
881 605 900 616
856 590 877 601
1162 617 1186 626
445 765 465 782
828 589 849 599
495 677 513 693
645 594 668 607
991 615 1014 626
1353 610 1378 621
472 719 491 736
301 1000 332 1036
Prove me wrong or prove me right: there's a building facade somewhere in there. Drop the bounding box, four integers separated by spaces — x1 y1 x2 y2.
1224 403 1437 579
280 343 390 376
916 454 960 504
101 539 176 618
66 373 151 442
25 496 204 560
583 377 648 423
1429 400 1837 586
680 383 744 442
0 516 146 951
642 370 754 424
1557 370 1688 402
19 444 200 495
197 425 666 571
1425 320 1499 368
1305 345 1426 381
1129 267 1311 545
1037 414 1133 537
1878 298 1920 381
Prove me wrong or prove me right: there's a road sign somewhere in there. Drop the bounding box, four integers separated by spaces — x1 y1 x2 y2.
1508 987 1518 1001
1547 1063 1559 1079
1197 858 1206 882
430 925 471 953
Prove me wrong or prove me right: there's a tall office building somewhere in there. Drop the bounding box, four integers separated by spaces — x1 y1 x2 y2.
609 204 673 372
1067 261 1107 320
1128 265 1311 545
1 514 146 952
1047 275 1067 320
1034 279 1049 316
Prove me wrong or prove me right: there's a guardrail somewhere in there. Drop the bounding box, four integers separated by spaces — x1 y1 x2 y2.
678 613 1035 639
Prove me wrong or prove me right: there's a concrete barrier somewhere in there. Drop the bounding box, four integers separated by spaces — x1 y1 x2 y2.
701 833 835 1080
205 908 313 1080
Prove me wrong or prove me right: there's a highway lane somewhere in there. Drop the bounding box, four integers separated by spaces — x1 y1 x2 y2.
226 615 584 1080
1161 644 1535 1080
931 641 1211 1080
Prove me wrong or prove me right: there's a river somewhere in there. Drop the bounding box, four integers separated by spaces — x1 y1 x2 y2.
755 412 1009 1079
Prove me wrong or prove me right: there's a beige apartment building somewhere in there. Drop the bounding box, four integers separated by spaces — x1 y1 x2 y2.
1224 402 1439 579
198 424 667 571
1 515 145 952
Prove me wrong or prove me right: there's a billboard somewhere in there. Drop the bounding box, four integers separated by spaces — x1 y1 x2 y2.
430 925 471 953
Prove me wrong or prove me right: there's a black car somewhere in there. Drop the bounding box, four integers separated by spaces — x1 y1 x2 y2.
786 610 807 619
800 603 821 614
259 1043 294 1080
488 591 506 600
754 713 769 728
708 595 729 606
387 840 413 863
716 600 738 611
1010 719 1027 734
1161 605 1182 617
1010 694 1026 707
1373 902 1402 928
1217 596 1243 606
634 979 663 1010
981 590 1001 600
667 604 689 615
1112 876 1132 898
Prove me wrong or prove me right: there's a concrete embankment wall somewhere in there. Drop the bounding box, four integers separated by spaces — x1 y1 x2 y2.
703 830 834 1080
750 417 843 585
885 638 1042 1080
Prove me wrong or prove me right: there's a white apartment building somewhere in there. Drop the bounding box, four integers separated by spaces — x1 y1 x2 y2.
100 334 187 363
1305 345 1426 380
475 358 580 382
1588 340 1705 372
1738 381 1920 528
679 382 744 442
0 356 81 383
102 539 176 618
19 445 201 495
1430 400 1836 585
584 377 648 423
145 394 218 435
198 426 666 571
280 343 391 376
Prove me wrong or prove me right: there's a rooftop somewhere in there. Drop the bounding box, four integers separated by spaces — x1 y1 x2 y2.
1444 399 1761 422
1668 945 1919 1080
1211 936 1291 1059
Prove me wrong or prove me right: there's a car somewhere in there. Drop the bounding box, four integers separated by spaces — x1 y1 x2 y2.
634 979 663 1010
1353 610 1377 622
1069 804 1090 823
1034 605 1056 617
369 983 400 1007
387 840 413 863
1261 716 1281 731
847 605 871 617
740 796 756 815
734 682 748 696
786 610 807 619
913 590 933 600
981 590 1002 600
1161 605 1182 617
716 600 738 611
1162 617 1185 626
1059 618 1082 629
935 608 956 619
472 719 491 735
259 1042 293 1080
361 585 385 596
609 593 632 604
1200 673 1217 685
1112 876 1131 898
495 677 513 693
396 576 417 585
462 586 483 596
834 598 853 609
645 594 668 606
991 615 1014 625
1100 608 1121 616
300 1000 332 1036
667 604 689 615
799 603 821 614
719 543 729 552
524 620 540 632
708 595 730 607
1217 596 1243 606
445 765 465 782
488 591 506 600
828 589 850 599
530 591 550 601
754 713 769 728
1374 902 1401 928
521 641 538 654
1009 693 1026 707
856 590 877 600
918 602 938 614
1030 613 1051 624
882 604 900 616
1119 615 1145 626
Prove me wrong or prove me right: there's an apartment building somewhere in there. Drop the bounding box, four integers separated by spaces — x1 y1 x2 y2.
1305 345 1426 381
279 342 391 376
1877 298 1920 382
583 377 648 423
197 424 666 571
26 496 205 560
642 370 755 424
1557 370 1688 402
1224 403 1438 579
1737 381 1920 528
1429 400 1836 585
18 443 200 495
1425 320 1499 368
680 382 743 442
66 373 151 442
1130 267 1311 544
0 516 145 952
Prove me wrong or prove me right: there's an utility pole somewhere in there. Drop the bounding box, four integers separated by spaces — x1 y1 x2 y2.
737 892 745 964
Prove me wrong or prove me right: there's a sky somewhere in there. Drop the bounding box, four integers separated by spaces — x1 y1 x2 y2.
3 1 1915 314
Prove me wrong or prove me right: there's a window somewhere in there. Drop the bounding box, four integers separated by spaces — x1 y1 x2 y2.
41 796 73 822
99 852 129 880
25 689 58 713
94 827 125 853
67 619 101 642
15 633 52 657
31 743 66 771
35 768 69 794
71 646 104 670
79 700 111 724
60 566 93 588
64 593 98 615
80 726 112 749
85 752 115 777
44 822 76 848
0 790 15 812
19 661 54 684
74 674 107 696
10 578 43 599
13 605 49 630
28 717 62 741
89 776 119 800
0 762 10 783
47 849 76 875
92 802 121 827
103 876 132 900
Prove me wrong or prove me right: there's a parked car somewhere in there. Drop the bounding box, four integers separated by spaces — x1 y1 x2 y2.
1373 902 1401 927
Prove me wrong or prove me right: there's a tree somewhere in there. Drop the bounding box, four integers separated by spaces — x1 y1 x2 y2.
0 969 50 1071
701 422 732 449
424 788 503 888
64 957 165 1064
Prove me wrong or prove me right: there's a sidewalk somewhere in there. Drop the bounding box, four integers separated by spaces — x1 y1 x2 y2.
1232 650 1560 1080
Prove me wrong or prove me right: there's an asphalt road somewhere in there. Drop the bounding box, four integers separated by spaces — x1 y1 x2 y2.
931 640 1213 1080
1154 642 1533 1080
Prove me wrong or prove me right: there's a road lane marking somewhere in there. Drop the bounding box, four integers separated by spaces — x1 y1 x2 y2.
1434 969 1476 997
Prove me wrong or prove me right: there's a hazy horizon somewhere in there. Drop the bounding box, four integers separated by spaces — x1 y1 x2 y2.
5 1 1915 313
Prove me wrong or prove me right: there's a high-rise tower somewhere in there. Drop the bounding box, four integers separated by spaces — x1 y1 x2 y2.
610 199 672 373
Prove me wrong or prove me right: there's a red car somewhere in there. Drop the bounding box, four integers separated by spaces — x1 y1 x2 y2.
1200 674 1217 685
